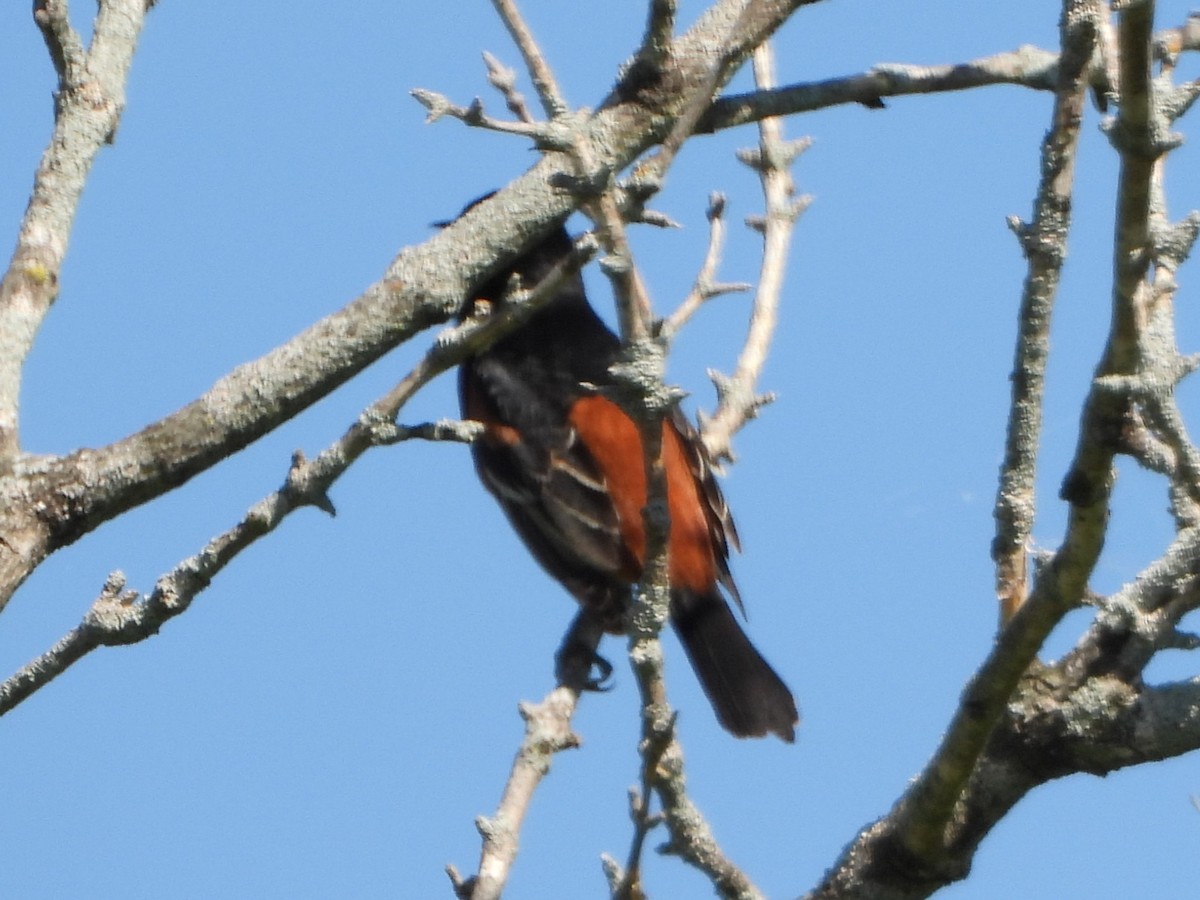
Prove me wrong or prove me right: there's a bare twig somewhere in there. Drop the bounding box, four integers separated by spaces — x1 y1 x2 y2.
490 0 568 119
459 612 602 900
1162 77 1200 122
483 51 537 124
590 189 659 342
594 35 802 900
585 187 682 886
653 735 766 900
700 45 1062 133
661 194 752 340
410 89 555 142
579 47 765 900
701 44 809 464
696 14 1200 134
608 780 665 900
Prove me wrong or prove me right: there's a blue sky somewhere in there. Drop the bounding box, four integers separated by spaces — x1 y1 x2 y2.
1 2 1198 897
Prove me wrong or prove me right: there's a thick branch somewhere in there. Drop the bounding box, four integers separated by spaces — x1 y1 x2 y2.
807 548 1200 900
1 0 811 613
0 233 598 713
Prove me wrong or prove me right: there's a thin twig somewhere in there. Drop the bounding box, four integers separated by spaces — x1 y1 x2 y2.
410 89 562 144
661 193 752 340
579 48 759 900
694 16 1200 134
458 612 602 900
590 187 658 342
490 0 568 119
585 184 680 835
701 43 809 464
483 51 537 124
653 735 766 900
699 45 1063 133
609 718 671 899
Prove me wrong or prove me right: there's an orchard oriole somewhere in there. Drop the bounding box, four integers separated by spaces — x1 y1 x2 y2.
456 204 798 741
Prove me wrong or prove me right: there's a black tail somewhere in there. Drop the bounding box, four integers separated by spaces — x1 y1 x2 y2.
672 591 799 742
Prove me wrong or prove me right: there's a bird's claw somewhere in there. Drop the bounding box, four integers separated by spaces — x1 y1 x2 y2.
555 641 613 692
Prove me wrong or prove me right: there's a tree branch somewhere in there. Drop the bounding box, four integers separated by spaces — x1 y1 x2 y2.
653 734 766 900
640 0 677 68
2 0 151 457
700 11 1200 135
992 0 1096 623
807 3 1101 895
447 12 816 895
490 0 568 119
1154 10 1200 64
660 193 751 339
453 612 602 900
887 0 1101 868
2 0 812 616
807 2 1200 895
604 37 804 900
701 44 808 464
699 45 1061 133
411 89 555 142
32 0 86 86
483 50 538 125
0 235 599 714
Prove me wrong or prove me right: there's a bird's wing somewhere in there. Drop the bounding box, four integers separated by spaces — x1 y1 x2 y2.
461 357 635 614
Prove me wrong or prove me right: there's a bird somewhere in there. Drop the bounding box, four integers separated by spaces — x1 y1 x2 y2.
455 201 798 741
